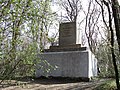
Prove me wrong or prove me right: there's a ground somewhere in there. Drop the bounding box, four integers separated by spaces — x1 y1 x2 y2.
0 78 110 90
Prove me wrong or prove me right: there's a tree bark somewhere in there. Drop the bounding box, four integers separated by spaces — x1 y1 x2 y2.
111 1 120 89
103 0 120 89
111 0 120 53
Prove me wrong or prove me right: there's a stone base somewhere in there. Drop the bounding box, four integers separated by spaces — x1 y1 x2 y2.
36 76 91 82
36 50 97 80
44 44 87 52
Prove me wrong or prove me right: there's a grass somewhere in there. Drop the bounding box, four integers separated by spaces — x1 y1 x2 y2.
94 80 117 90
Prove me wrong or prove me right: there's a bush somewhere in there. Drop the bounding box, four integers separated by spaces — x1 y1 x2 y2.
94 80 116 90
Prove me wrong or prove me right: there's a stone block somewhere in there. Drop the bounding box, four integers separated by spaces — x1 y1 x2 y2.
36 50 97 80
59 22 76 46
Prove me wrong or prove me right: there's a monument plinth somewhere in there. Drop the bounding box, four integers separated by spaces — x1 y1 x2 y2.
44 22 83 52
36 22 97 81
45 45 87 52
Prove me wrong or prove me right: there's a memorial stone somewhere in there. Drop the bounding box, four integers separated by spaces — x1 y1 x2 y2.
36 21 97 81
59 22 76 46
44 22 84 52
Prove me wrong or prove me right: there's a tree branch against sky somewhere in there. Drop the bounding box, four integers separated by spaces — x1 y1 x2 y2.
94 0 120 89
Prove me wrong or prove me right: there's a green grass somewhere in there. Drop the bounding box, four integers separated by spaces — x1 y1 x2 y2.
94 80 116 90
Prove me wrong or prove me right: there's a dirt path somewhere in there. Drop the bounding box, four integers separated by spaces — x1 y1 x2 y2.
0 78 109 90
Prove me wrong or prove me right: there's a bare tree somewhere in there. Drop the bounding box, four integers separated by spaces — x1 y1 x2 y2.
111 0 120 53
59 0 82 22
111 0 120 89
95 0 120 89
84 0 101 53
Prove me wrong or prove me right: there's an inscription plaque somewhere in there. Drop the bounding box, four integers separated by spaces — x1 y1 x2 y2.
59 22 76 46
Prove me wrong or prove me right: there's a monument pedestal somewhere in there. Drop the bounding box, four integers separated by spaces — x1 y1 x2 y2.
36 50 97 81
44 44 87 52
35 22 97 81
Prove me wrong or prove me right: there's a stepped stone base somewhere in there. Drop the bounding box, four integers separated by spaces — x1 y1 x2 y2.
36 76 91 82
44 44 87 52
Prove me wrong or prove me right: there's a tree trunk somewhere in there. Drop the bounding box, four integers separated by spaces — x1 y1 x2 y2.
111 0 120 89
103 0 120 89
110 1 120 89
111 0 120 53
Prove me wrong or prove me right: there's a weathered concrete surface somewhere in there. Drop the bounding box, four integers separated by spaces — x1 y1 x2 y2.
36 50 97 79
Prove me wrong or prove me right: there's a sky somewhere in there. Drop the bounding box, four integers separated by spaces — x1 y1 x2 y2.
50 0 120 46
51 0 120 33
118 0 120 4
52 0 120 18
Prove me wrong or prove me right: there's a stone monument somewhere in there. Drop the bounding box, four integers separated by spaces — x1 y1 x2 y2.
45 22 86 52
59 22 76 46
36 22 97 81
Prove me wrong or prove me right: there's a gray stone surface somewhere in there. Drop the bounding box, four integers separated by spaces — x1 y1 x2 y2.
36 50 97 79
44 46 87 52
59 22 76 46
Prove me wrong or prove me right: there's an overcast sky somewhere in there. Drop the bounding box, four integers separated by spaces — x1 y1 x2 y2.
118 0 120 4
